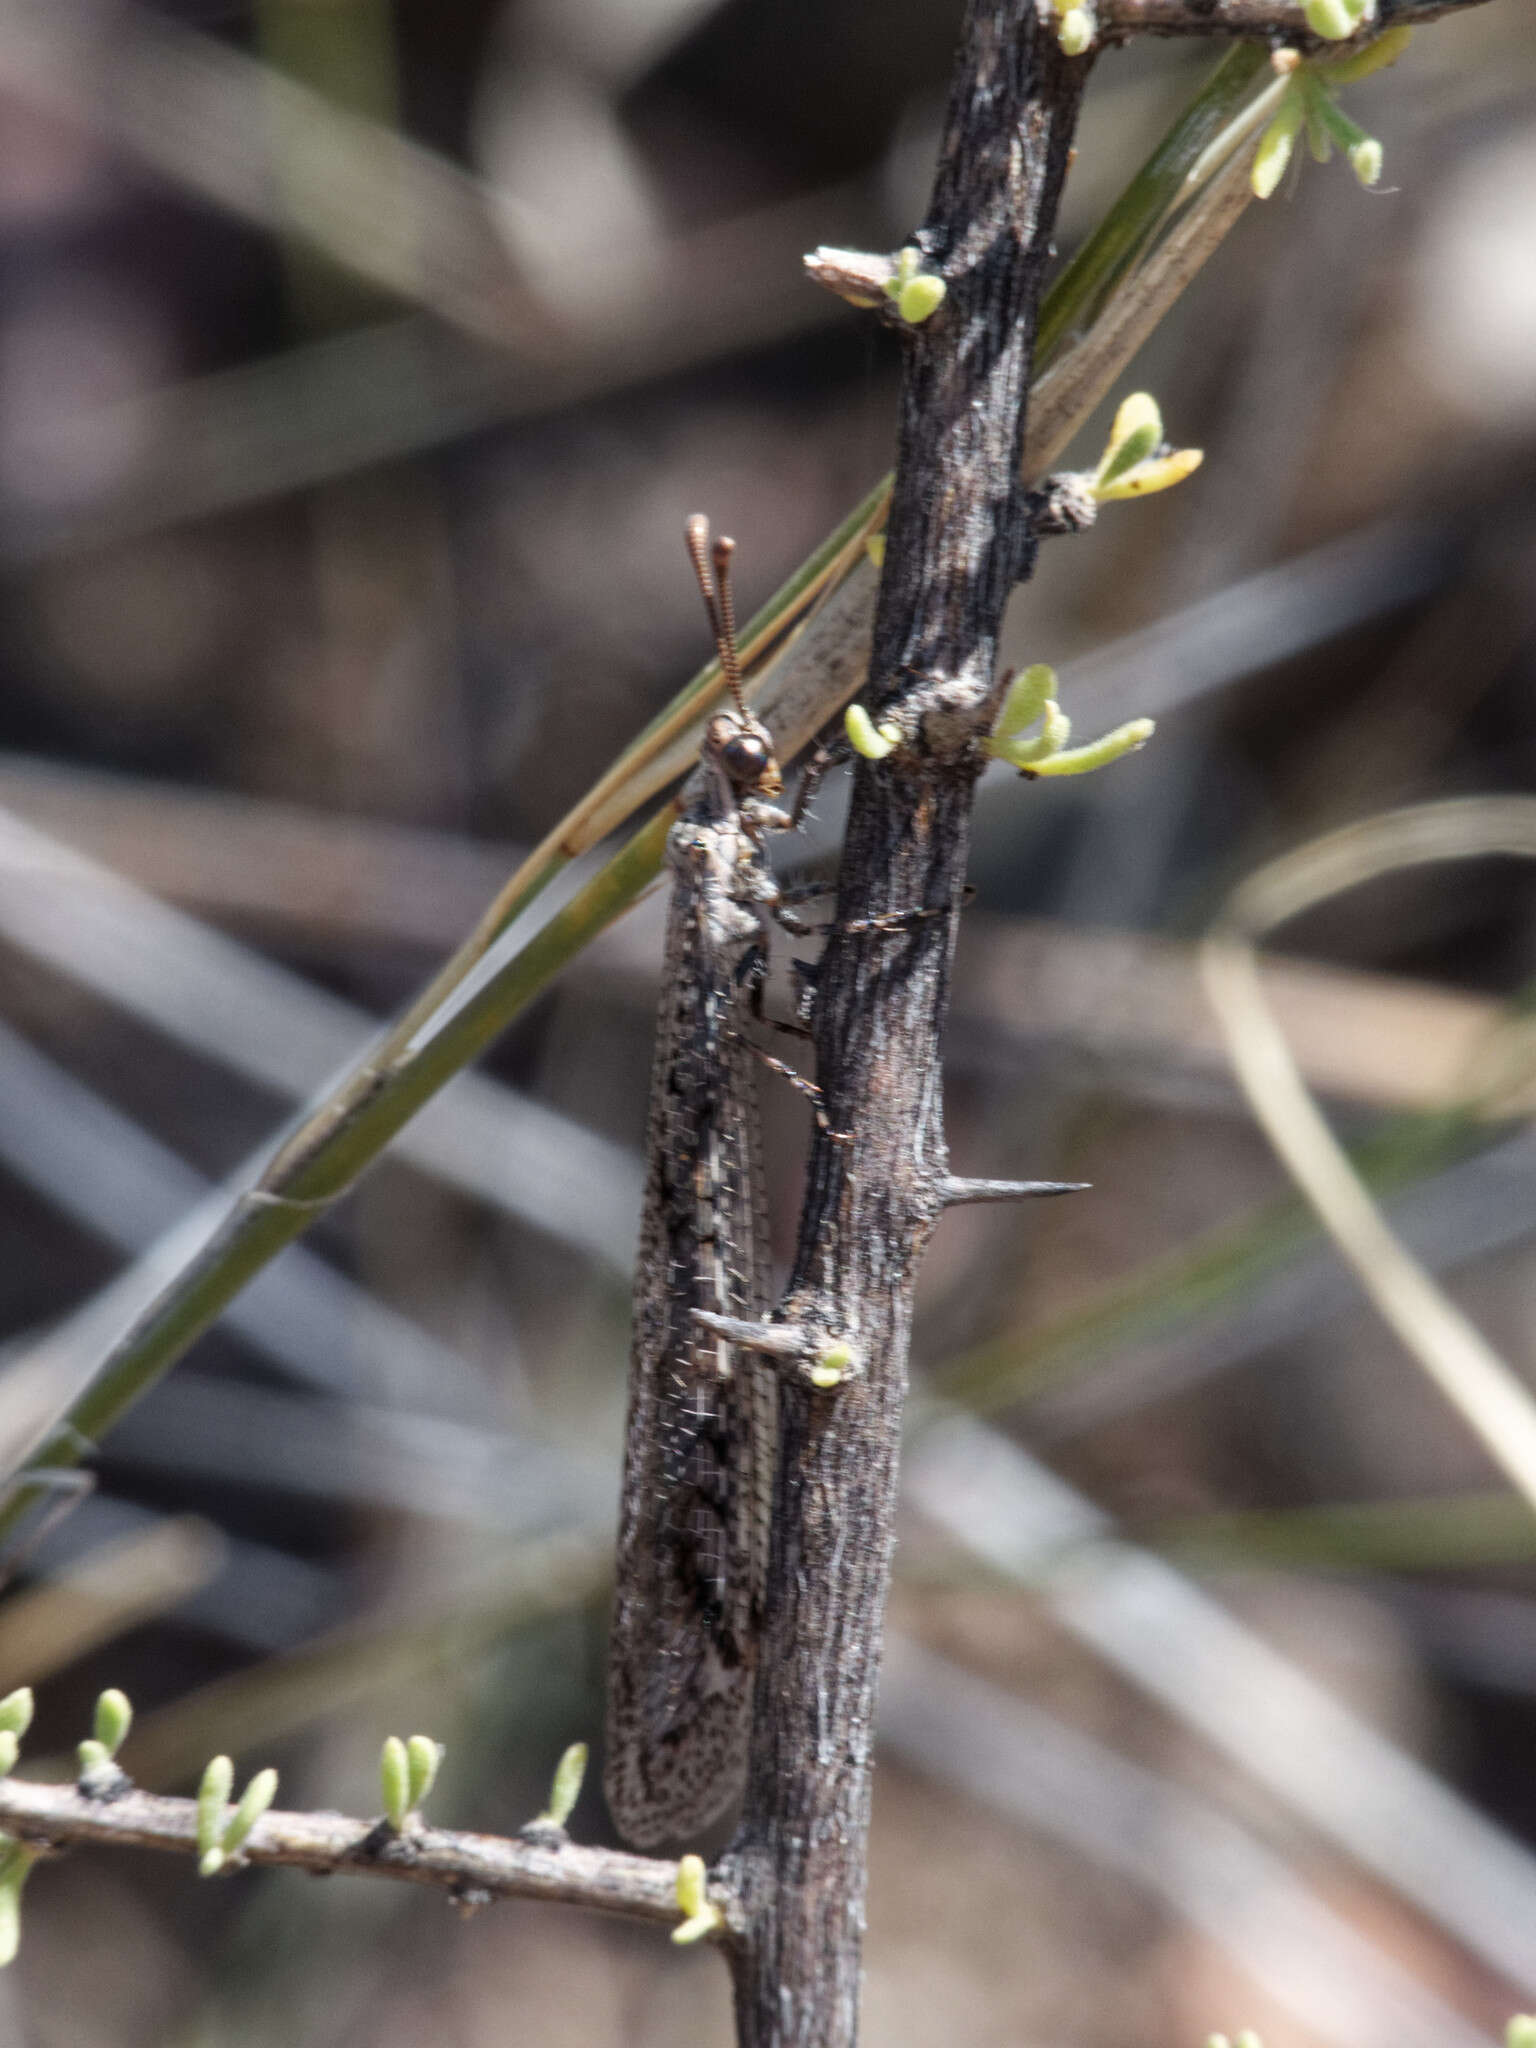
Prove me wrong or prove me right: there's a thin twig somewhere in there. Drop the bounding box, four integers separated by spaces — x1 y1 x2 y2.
1097 0 1498 33
0 1777 709 1931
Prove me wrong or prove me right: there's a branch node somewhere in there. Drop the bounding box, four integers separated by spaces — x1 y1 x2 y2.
803 244 949 326
692 1311 861 1389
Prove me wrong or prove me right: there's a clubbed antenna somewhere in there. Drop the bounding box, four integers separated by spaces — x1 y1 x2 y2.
685 513 746 717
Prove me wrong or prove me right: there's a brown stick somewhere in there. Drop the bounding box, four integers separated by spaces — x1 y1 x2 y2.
0 1776 710 1931
718 7 1088 2045
1096 0 1496 35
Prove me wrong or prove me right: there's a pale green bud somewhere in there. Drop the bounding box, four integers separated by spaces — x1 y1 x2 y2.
93 1689 132 1758
1252 93 1305 200
0 1693 32 1742
1028 717 1155 776
1319 23 1412 81
1093 447 1203 501
1349 136 1383 185
222 1767 278 1859
380 1735 410 1830
1057 9 1093 55
0 1846 34 1968
406 1735 445 1814
196 1754 233 1864
995 698 1071 768
672 1852 724 1945
676 1853 708 1918
994 663 1056 741
1095 392 1163 489
897 274 947 325
882 246 921 299
1303 0 1360 38
811 1342 857 1389
544 1742 586 1829
845 705 900 760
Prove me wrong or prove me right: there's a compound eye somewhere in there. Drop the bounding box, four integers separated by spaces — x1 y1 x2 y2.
720 731 771 785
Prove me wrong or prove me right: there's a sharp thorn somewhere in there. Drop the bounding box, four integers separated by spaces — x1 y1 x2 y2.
937 1177 1091 1206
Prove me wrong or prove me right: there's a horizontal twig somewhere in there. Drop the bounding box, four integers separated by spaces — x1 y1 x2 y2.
1097 0 1495 35
0 1777 718 1931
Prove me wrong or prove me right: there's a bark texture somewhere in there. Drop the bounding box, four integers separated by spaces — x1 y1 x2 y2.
720 6 1089 2043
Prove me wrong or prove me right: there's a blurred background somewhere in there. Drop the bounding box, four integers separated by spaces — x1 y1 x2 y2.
0 0 1534 2042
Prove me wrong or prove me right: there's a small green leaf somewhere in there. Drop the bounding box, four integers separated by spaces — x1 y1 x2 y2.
0 1693 32 1742
1318 23 1412 81
1095 392 1163 489
882 246 920 300
1093 447 1203 501
811 1342 857 1389
1027 716 1155 776
1252 90 1305 199
1056 8 1093 55
1307 83 1371 154
222 1767 278 1859
1348 136 1383 185
994 663 1057 741
406 1735 445 1814
380 1736 410 1831
1303 0 1361 38
93 1689 132 1758
995 698 1071 767
896 274 947 325
0 1844 36 1968
1506 2019 1536 2048
196 1754 233 1864
672 1852 724 1945
0 1734 16 1779
76 1739 110 1775
675 1852 708 1918
544 1742 587 1829
845 705 900 760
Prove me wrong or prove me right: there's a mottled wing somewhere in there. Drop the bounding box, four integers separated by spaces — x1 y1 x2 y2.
605 821 776 1848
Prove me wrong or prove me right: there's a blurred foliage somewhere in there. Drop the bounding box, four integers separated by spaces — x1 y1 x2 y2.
0 1 1533 2044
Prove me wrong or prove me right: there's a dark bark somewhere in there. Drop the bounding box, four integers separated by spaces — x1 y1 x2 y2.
719 6 1089 2044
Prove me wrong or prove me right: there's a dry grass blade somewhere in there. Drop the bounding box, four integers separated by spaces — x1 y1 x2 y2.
1202 797 1536 1510
0 1518 224 1687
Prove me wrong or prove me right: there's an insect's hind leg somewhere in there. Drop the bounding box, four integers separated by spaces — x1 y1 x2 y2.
739 1036 852 1145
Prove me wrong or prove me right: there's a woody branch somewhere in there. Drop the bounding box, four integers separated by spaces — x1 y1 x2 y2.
1094 0 1495 33
0 1777 717 1932
719 5 1087 2046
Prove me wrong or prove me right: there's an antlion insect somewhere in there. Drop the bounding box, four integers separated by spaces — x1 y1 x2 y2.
604 521 1086 1847
604 515 823 1849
